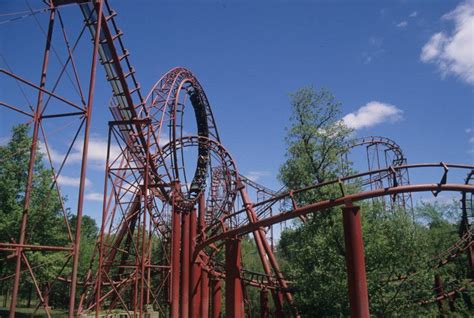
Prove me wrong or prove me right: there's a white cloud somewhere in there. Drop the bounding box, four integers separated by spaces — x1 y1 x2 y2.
397 21 408 28
421 0 474 85
70 138 121 165
38 141 64 164
409 11 418 18
466 127 474 155
362 36 385 64
0 136 10 146
245 171 270 182
85 192 103 202
419 193 456 205
39 137 121 170
57 175 91 187
342 101 403 130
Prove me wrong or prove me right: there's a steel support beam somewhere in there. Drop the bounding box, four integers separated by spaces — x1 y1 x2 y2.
225 238 244 318
200 183 474 248
273 291 285 318
198 194 210 317
342 205 370 318
261 289 270 318
69 1 104 316
435 274 446 316
180 211 190 318
240 186 296 316
170 203 182 318
9 6 56 317
190 208 201 317
201 268 210 317
211 278 222 318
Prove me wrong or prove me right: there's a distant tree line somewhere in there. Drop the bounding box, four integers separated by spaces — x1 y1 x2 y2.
275 87 473 317
1 89 472 317
0 124 97 311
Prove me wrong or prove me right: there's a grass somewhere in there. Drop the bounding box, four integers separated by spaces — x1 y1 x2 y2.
0 296 68 318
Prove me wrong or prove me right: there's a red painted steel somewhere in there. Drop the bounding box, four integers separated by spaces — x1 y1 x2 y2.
9 6 55 317
434 274 446 315
181 211 191 318
171 200 182 318
1 2 473 317
201 267 210 317
260 289 270 318
240 185 297 316
225 238 244 318
342 205 370 318
189 208 201 317
211 278 222 318
200 182 474 249
69 1 104 316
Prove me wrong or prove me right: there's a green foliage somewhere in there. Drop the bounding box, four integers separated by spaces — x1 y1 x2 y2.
0 125 98 309
0 124 32 243
279 87 353 190
276 87 473 316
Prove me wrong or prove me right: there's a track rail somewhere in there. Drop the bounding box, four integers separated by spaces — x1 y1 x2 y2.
199 163 474 249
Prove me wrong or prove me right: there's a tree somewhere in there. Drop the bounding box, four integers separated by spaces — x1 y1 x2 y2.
276 87 354 316
0 124 78 309
279 87 352 190
276 87 473 316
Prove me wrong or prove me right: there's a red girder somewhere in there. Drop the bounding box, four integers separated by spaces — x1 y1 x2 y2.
2 1 473 317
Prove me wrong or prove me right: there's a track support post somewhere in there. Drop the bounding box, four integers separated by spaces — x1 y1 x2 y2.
211 277 222 318
170 190 182 318
201 266 210 317
341 205 370 318
225 237 244 318
180 211 190 318
261 288 270 318
189 208 201 317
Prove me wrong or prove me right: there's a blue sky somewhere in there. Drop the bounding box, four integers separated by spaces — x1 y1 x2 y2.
1 0 473 223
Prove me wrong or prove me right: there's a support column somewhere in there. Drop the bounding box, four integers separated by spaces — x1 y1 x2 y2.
190 208 201 317
239 185 297 317
461 193 474 279
201 268 210 317
225 238 244 318
180 212 190 318
273 291 284 318
341 205 370 318
69 1 104 316
260 289 270 318
434 274 447 316
211 278 222 318
170 205 182 318
9 6 56 318
198 194 209 317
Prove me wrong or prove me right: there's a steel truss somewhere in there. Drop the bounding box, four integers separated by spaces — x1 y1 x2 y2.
0 1 473 318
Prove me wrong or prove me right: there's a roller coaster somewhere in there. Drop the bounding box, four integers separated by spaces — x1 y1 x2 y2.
0 1 472 318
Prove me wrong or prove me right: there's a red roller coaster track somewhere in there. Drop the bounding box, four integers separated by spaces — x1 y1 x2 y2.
0 1 472 318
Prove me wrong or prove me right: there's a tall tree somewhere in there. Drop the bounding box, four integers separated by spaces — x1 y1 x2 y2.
279 87 352 189
276 87 472 316
277 87 354 316
0 125 71 309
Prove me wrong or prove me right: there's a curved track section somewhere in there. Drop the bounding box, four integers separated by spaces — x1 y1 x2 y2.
144 67 221 206
3 2 470 317
350 136 406 165
200 163 474 247
345 136 413 212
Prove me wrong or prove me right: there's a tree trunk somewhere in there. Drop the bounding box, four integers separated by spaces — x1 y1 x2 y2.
3 286 8 308
27 284 32 308
43 282 50 308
